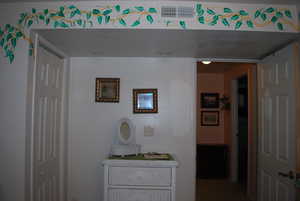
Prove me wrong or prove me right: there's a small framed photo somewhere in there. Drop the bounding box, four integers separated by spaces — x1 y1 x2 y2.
133 89 158 113
201 93 219 108
201 111 219 126
95 78 120 102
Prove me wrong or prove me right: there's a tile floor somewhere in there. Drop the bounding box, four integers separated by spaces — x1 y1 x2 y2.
196 179 248 201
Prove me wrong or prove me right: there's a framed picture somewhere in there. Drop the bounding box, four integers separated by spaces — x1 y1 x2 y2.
201 111 219 126
133 89 158 113
95 78 120 102
201 93 219 108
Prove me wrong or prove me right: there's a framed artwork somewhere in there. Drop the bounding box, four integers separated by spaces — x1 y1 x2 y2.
95 78 120 102
201 93 219 108
201 111 219 126
133 89 158 113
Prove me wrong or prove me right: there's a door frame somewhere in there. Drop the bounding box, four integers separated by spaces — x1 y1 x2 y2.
196 61 258 200
230 79 238 183
292 42 300 200
25 31 70 201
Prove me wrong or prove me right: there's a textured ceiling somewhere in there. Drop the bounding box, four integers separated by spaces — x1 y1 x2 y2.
36 29 299 59
0 0 299 4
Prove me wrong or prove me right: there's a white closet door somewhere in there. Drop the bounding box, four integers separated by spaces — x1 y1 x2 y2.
257 44 297 201
33 46 64 201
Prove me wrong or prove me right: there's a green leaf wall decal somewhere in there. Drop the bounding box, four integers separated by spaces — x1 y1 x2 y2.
77 19 82 26
276 12 283 18
210 19 217 26
246 20 254 28
119 18 126 26
0 38 4 47
44 9 49 15
222 18 230 26
103 9 112 15
131 20 140 27
231 15 239 21
265 7 275 13
54 21 60 28
6 33 12 41
146 15 154 24
260 13 267 21
69 5 76 9
197 9 204 16
271 16 278 23
60 22 69 28
97 16 103 24
284 10 292 18
224 8 233 13
86 12 92 20
196 4 202 13
8 52 14 64
27 20 33 28
39 15 45 20
123 9 130 14
105 16 110 23
198 16 205 24
277 22 283 30
239 10 248 16
148 8 157 13
135 6 144 12
11 38 16 48
45 18 50 25
70 10 77 18
115 5 121 12
179 21 186 29
207 9 216 15
16 32 23 38
235 21 243 29
92 9 100 15
254 10 261 18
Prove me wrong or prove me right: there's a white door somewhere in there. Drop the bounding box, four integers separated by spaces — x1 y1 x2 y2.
33 45 64 201
258 44 297 201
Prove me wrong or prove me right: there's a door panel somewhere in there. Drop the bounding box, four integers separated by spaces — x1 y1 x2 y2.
33 46 64 201
258 45 296 201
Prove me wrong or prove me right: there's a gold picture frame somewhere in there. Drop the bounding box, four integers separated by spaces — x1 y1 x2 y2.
201 111 219 126
133 89 158 113
95 78 120 102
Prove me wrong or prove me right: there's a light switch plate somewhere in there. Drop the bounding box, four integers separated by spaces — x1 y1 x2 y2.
144 126 154 136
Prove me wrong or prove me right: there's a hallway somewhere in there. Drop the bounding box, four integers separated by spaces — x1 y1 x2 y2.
197 179 248 201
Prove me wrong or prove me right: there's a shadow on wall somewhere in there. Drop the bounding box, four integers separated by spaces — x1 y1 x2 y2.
0 184 3 201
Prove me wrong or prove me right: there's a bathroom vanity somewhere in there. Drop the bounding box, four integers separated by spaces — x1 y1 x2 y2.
103 156 178 201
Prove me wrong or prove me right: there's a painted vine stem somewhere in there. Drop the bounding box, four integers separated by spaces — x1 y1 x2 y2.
0 5 158 63
194 4 295 30
0 4 298 64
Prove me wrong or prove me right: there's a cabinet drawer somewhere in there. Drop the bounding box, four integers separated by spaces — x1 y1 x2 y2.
109 167 172 186
108 188 170 201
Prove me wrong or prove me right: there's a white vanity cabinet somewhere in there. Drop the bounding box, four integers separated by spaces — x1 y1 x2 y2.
103 158 178 201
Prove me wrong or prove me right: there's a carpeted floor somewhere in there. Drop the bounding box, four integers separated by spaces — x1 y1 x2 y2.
196 179 248 201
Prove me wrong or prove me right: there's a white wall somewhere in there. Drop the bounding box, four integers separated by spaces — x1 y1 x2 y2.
69 57 196 201
0 5 31 201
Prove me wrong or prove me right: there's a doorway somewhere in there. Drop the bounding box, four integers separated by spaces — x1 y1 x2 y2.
237 75 248 193
196 62 255 201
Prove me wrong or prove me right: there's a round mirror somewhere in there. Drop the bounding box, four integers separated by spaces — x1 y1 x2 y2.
120 122 130 141
117 118 134 145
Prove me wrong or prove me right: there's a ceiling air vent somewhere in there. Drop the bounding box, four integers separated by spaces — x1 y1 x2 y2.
161 6 194 18
177 6 194 18
161 6 177 18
